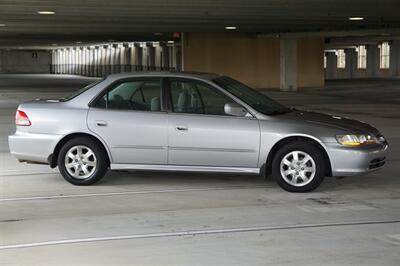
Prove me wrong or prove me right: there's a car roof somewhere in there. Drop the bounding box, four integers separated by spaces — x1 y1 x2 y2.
105 71 222 81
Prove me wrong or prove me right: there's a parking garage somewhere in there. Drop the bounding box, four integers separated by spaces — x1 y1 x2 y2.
1 1 400 265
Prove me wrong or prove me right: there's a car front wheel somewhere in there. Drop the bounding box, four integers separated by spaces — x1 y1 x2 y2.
272 141 326 192
57 137 108 185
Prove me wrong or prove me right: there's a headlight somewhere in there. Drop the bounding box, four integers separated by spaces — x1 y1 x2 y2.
336 134 377 146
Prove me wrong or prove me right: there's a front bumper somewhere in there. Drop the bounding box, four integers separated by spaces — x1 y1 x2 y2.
8 132 63 164
324 142 388 177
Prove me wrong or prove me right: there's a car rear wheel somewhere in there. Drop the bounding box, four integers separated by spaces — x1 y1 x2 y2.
58 137 108 185
272 141 326 192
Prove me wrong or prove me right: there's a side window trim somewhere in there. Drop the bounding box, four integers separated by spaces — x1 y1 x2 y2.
89 77 166 112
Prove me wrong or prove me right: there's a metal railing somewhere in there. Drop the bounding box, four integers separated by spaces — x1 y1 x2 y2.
50 64 177 77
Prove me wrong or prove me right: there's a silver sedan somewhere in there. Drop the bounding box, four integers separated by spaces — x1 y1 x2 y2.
8 72 388 192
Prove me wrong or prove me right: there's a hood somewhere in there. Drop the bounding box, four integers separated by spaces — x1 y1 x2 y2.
279 110 379 135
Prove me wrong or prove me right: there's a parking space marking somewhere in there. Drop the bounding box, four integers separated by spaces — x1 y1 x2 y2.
0 169 58 177
0 185 272 202
1 220 399 250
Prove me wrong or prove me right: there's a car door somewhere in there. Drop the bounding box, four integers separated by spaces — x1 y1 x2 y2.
166 78 260 168
87 78 168 164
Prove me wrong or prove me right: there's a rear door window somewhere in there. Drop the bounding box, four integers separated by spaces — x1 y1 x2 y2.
93 79 162 112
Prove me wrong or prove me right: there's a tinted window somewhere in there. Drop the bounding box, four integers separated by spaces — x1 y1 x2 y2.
213 76 290 115
94 79 162 111
170 79 232 116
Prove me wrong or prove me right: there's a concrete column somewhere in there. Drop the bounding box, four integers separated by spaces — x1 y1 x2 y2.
367 44 379 78
325 51 336 79
345 48 357 79
75 48 80 75
105 45 111 75
280 38 297 91
87 47 93 76
137 43 144 70
82 47 87 76
124 44 132 72
154 43 162 70
390 40 400 76
59 49 63 73
95 46 100 76
51 50 55 73
143 44 149 70
161 44 170 70
110 44 118 73
67 48 72 74
78 47 84 75
71 48 76 75
130 44 136 67
63 49 67 74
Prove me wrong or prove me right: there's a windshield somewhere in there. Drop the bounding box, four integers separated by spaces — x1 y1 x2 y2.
213 76 291 115
61 79 104 101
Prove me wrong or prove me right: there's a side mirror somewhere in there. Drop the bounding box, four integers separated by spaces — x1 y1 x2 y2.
224 102 250 117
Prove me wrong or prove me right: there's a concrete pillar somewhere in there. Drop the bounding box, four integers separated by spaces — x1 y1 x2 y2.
78 47 84 75
161 44 169 70
71 48 76 75
169 44 176 69
367 44 379 78
154 43 162 70
95 46 101 76
390 40 400 76
59 49 63 73
87 47 93 76
82 47 87 76
135 43 143 70
62 49 67 74
345 48 357 79
111 44 118 73
280 38 297 91
66 48 71 74
130 44 136 67
325 51 336 79
105 45 111 75
100 46 105 76
75 48 80 75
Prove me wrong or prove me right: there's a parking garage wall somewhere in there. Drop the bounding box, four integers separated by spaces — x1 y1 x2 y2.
0 50 51 74
325 41 400 79
182 33 325 89
51 42 181 77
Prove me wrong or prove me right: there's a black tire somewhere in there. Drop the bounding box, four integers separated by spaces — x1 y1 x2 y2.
57 137 108 185
271 141 326 192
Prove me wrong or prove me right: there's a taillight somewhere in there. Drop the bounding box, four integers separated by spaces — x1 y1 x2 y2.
15 110 31 126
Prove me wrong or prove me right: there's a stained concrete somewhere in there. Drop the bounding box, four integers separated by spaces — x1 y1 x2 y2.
0 75 399 265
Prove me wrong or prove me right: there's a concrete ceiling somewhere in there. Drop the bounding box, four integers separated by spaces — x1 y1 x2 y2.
0 0 400 47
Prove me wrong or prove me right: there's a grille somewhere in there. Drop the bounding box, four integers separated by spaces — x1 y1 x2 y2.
369 157 386 169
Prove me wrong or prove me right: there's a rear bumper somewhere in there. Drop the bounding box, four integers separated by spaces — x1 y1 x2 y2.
8 132 63 164
325 142 388 177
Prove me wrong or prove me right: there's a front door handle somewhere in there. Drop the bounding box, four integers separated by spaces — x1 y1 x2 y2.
95 120 108 127
175 125 188 131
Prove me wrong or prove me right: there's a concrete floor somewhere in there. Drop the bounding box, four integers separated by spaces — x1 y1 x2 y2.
0 74 399 265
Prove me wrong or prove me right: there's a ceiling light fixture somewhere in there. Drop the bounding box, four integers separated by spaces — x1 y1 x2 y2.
76 41 82 44
225 26 237 30
348 17 364 21
37 11 55 15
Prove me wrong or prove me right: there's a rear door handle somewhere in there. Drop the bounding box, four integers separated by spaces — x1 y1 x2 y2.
95 120 108 127
175 125 188 131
